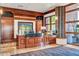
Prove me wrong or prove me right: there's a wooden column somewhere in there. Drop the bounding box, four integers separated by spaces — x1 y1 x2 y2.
36 20 42 32
55 6 65 38
0 7 3 43
0 14 1 43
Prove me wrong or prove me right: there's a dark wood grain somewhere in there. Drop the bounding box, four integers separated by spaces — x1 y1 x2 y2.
17 36 56 49
1 17 14 43
2 7 44 17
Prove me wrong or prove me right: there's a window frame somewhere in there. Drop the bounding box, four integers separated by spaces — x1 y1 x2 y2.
65 9 79 34
45 15 57 32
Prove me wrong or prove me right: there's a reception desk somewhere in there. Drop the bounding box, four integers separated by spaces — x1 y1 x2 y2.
17 35 56 49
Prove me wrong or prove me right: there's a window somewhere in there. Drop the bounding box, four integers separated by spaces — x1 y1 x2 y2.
45 17 51 31
65 9 79 44
45 15 57 34
66 22 79 32
66 10 79 32
66 11 78 22
51 15 57 33
46 17 50 24
46 25 50 31
18 22 33 35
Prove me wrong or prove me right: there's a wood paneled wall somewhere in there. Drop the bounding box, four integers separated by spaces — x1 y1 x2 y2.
1 17 14 43
36 20 42 32
2 7 43 18
1 7 43 43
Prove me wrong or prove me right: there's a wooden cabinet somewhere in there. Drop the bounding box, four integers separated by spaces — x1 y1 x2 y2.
17 35 26 49
48 36 56 44
1 17 14 43
17 35 56 49
36 20 42 32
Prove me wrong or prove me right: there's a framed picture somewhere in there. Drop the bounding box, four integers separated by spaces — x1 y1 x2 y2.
18 22 33 35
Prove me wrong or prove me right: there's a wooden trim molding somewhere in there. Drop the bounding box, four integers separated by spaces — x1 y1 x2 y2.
65 32 79 34
14 15 36 20
66 21 79 23
44 3 76 15
66 8 79 13
65 3 78 13
64 3 76 8
2 6 44 17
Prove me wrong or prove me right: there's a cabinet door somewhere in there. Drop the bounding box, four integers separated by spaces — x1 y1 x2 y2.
36 20 42 32
17 36 26 49
1 17 14 43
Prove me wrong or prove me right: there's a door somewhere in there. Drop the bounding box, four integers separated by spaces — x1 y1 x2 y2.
1 17 14 43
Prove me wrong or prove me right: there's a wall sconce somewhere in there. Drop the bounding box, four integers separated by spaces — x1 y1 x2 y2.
0 7 3 15
0 7 3 43
41 26 46 33
55 16 58 20
41 26 46 37
41 26 46 30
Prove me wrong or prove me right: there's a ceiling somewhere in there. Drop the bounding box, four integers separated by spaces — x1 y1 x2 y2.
0 3 69 13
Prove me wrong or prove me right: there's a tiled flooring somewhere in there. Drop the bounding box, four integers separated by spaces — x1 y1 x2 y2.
11 44 58 55
0 44 58 56
1 44 79 56
12 45 79 56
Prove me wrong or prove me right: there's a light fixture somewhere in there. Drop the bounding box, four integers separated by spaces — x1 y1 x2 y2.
0 6 3 43
0 7 3 15
55 16 58 20
41 26 46 30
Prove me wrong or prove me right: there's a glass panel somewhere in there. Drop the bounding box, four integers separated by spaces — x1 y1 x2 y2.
51 24 56 33
66 34 79 44
46 25 50 31
66 11 78 22
51 15 56 23
46 17 50 24
66 22 79 32
51 15 57 35
18 22 33 35
66 34 75 44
